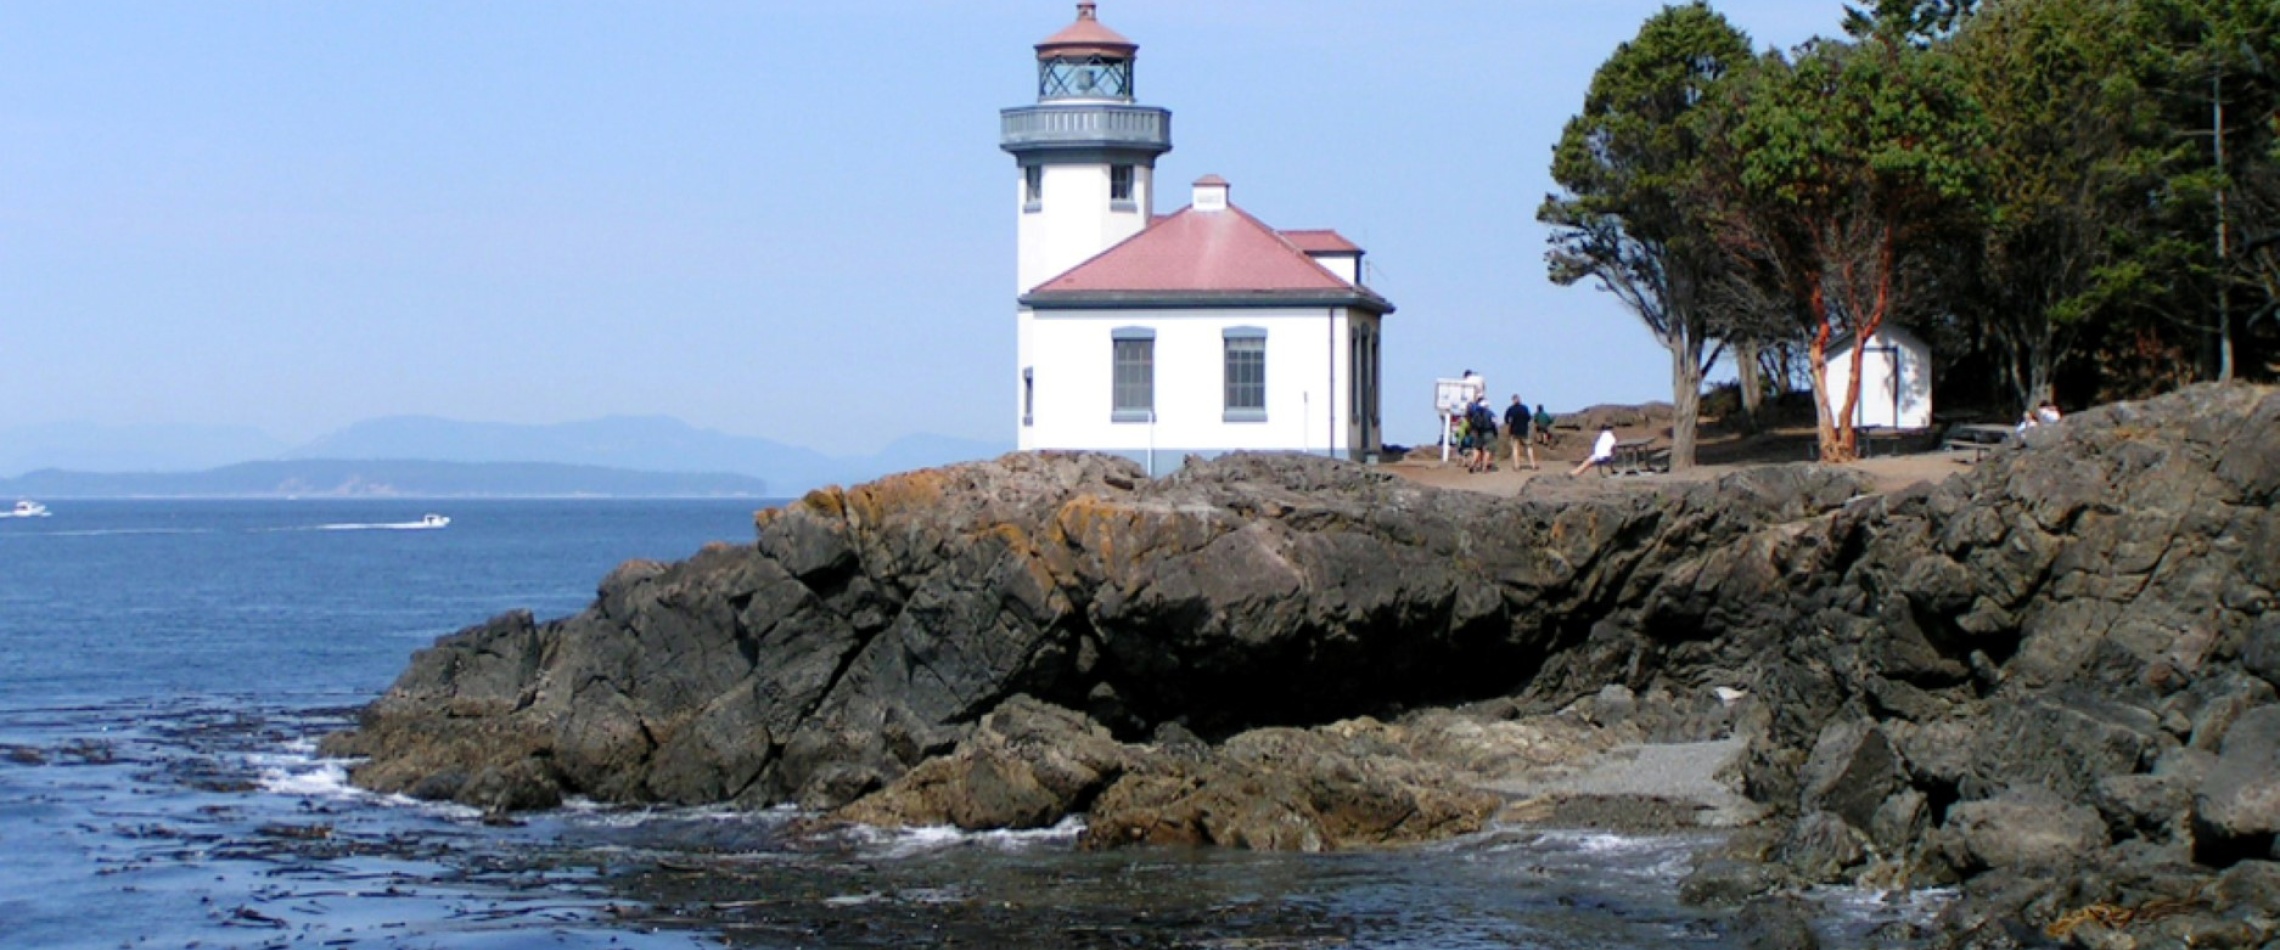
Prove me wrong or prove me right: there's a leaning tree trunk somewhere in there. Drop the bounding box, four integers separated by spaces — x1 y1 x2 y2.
1669 336 1703 471
1807 288 1844 463
1733 338 1765 434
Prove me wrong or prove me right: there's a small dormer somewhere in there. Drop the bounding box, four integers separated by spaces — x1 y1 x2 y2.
1283 229 1365 284
1192 174 1230 212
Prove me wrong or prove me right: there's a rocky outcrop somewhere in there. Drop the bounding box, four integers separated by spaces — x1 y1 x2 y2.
328 382 2280 944
1604 383 2280 943
326 448 1863 818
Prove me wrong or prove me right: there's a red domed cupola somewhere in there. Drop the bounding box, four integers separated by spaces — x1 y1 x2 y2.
1035 2 1136 101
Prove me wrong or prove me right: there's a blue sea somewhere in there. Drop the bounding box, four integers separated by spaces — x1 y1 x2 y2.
0 499 1938 948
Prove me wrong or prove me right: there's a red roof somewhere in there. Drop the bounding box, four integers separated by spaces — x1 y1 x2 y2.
1281 229 1361 254
1025 201 1391 313
1037 3 1135 60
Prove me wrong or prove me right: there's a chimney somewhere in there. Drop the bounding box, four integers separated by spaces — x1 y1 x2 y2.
1193 174 1229 212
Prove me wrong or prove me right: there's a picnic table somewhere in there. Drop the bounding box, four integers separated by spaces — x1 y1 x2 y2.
1605 438 1662 476
1854 425 1914 458
1942 423 2014 461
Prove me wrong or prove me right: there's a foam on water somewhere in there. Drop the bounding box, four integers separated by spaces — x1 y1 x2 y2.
853 815 1088 859
250 743 501 821
561 800 804 830
256 756 355 796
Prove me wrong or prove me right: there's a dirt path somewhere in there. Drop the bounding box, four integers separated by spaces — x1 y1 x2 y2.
1385 432 1976 499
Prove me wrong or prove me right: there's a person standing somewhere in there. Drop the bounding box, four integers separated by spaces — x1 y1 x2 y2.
1471 395 1502 472
1504 395 1538 470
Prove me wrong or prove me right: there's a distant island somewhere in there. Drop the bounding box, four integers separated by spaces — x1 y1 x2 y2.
0 459 771 499
0 416 1013 496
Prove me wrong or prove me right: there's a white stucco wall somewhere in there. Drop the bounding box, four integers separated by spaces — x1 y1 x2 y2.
1308 252 1359 284
1825 326 1932 429
1017 306 1378 465
1016 163 1153 292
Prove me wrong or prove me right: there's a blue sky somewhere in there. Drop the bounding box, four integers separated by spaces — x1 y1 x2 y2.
1 1 1841 455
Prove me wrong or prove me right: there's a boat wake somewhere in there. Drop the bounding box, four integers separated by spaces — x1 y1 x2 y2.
304 514 452 532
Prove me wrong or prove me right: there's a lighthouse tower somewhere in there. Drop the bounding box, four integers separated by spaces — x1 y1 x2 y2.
1001 2 1173 293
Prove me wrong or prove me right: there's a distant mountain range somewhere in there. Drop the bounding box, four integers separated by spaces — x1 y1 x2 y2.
0 460 771 499
0 417 1012 498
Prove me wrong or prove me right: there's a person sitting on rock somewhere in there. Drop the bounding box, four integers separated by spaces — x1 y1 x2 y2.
1570 425 1618 477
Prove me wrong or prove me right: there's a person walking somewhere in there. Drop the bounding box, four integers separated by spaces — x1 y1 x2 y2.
1504 395 1538 470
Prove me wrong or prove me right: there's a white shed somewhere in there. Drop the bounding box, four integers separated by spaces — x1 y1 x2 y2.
1825 325 1932 430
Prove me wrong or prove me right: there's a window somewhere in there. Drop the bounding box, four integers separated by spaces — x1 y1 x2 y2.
1110 165 1135 210
1023 166 1043 212
1022 366 1034 427
1224 328 1266 422
1039 57 1132 100
1350 327 1365 423
1111 327 1154 422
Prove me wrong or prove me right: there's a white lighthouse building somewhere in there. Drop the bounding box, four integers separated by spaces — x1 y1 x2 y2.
1006 3 1392 469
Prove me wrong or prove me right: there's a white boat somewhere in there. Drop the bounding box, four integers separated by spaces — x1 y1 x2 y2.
6 500 49 518
419 513 450 528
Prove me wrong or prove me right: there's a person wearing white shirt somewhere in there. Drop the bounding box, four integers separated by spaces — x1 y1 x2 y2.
1570 425 1618 476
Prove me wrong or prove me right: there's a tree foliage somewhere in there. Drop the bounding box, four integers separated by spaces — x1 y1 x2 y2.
2130 0 2280 380
1538 2 1752 469
1546 0 2280 445
1699 29 1986 460
1953 0 2179 410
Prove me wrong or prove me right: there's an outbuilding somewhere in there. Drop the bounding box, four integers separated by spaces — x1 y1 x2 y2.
1824 325 1932 430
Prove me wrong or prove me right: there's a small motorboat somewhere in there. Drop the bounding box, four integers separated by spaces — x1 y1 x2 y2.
6 500 50 518
419 513 450 528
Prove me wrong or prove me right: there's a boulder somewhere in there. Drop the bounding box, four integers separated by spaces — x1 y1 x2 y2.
1732 895 1822 950
829 696 1132 830
1798 720 1902 833
1938 787 2110 873
2195 705 2280 847
1078 718 1502 852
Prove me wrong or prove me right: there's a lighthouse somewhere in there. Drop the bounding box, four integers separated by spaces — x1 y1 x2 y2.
1006 4 1392 466
1000 2 1173 294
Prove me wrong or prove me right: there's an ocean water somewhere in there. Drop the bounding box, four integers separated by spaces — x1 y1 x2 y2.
0 499 1938 948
